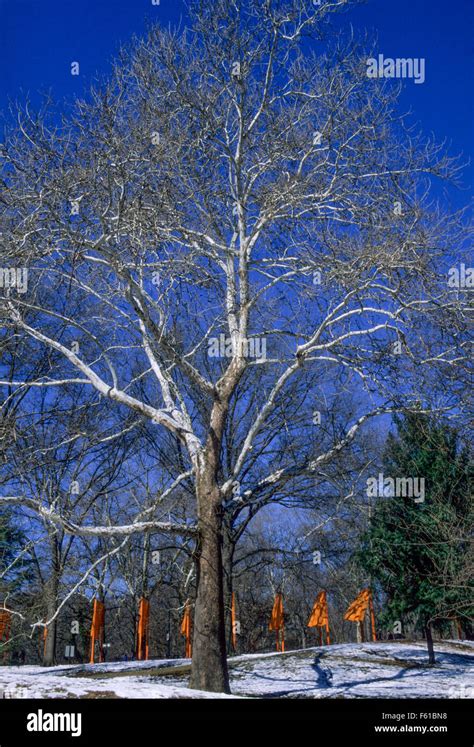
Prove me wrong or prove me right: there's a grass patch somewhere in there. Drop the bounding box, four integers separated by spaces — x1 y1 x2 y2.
73 691 121 699
71 663 192 680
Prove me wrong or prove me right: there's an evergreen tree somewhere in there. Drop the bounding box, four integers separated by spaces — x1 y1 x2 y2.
357 414 473 664
0 509 30 660
0 508 28 593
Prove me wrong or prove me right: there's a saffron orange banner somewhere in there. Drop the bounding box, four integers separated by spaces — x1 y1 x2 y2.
181 601 192 658
89 599 105 664
308 590 328 627
344 588 377 641
137 597 150 660
269 593 285 652
344 588 371 622
307 590 330 644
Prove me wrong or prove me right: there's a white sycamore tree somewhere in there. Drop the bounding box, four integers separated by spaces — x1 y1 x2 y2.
0 0 470 691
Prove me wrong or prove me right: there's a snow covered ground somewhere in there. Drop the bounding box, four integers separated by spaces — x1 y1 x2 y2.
0 640 472 699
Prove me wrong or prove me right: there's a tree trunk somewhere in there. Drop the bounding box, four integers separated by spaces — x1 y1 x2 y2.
189 472 230 693
43 574 59 666
301 627 306 649
43 535 60 667
425 622 436 665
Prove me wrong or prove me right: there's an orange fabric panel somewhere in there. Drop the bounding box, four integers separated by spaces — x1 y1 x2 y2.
308 590 330 644
307 590 328 627
90 599 105 636
180 602 191 637
269 593 284 631
89 599 105 664
181 601 192 658
137 597 150 660
269 594 285 653
344 588 371 622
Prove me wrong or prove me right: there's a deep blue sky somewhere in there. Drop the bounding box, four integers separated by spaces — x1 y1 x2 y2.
0 0 472 195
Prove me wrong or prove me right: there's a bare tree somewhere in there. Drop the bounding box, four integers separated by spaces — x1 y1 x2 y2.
0 0 470 691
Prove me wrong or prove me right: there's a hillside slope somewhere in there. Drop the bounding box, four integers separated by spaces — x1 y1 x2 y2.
0 641 472 699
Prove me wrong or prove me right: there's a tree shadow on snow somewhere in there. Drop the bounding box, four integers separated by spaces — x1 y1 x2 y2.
327 655 463 695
